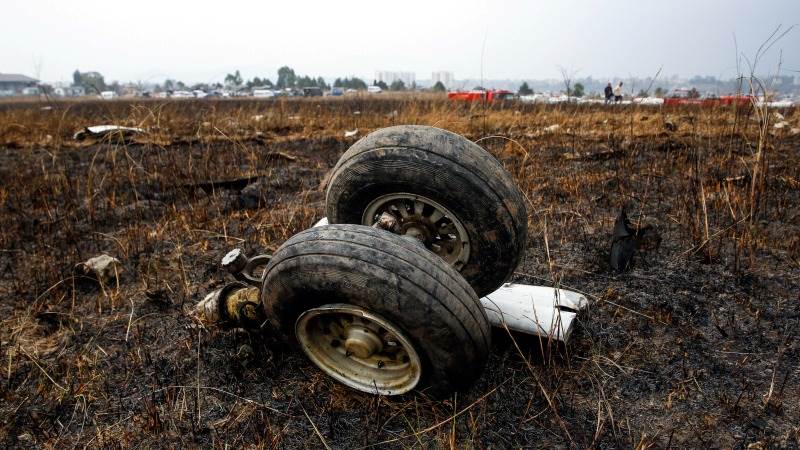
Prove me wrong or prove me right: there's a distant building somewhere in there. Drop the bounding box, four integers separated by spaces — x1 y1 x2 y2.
375 71 416 88
431 71 454 89
0 73 39 96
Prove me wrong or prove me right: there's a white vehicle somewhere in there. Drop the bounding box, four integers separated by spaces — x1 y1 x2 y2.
519 93 548 103
100 91 117 100
253 89 275 98
367 85 382 94
171 90 193 98
193 90 208 99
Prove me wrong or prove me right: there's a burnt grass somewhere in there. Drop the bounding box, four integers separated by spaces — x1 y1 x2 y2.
0 97 798 448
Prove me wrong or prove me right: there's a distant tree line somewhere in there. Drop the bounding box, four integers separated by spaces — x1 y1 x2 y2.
334 77 368 90
72 70 107 92
370 79 416 91
224 66 329 90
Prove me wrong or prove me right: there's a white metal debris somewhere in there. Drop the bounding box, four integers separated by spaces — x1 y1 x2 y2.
344 129 359 138
73 125 145 140
481 283 588 342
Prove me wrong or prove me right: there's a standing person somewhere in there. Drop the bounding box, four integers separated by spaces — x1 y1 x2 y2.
614 81 624 103
604 82 613 104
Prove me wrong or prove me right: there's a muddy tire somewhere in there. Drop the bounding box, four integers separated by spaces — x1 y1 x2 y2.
325 125 527 298
261 224 491 396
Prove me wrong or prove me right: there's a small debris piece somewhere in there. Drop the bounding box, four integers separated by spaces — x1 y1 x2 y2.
773 121 788 129
610 209 636 272
81 254 122 281
265 151 297 161
543 124 560 132
610 208 662 272
664 120 677 132
344 129 359 138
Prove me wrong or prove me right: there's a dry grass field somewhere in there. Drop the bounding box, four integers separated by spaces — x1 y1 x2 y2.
1 95 798 448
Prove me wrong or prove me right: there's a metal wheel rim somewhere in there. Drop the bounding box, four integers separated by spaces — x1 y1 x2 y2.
295 304 422 395
362 193 471 270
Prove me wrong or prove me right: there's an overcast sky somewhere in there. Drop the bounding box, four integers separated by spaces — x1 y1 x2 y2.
2 0 798 84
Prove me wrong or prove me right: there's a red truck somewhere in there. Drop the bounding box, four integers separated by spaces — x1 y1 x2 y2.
663 90 752 107
447 89 515 102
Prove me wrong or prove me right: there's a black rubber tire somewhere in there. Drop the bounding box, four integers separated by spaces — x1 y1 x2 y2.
261 224 491 396
325 125 528 298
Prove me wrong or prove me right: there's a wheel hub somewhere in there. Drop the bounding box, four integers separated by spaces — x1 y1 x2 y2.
362 193 471 269
401 222 431 244
345 325 383 358
295 304 422 395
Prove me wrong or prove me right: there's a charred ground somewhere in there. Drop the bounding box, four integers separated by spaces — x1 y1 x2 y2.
1 97 798 448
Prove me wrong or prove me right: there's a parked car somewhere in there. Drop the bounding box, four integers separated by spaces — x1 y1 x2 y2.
174 91 195 98
100 91 118 100
447 89 514 103
303 87 323 97
367 85 382 94
330 87 344 96
253 89 276 98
